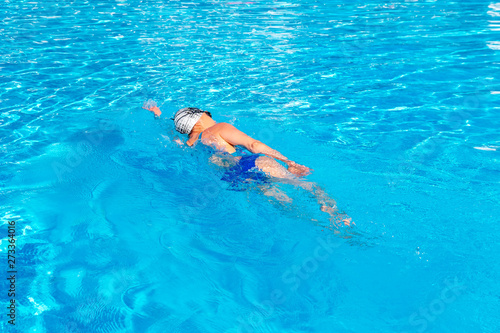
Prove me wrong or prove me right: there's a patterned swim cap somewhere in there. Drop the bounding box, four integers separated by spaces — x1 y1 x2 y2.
173 107 205 134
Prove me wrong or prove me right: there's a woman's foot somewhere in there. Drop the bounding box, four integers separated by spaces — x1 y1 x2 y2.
321 204 353 226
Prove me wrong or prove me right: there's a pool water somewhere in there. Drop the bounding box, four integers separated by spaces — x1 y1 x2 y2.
1 0 499 332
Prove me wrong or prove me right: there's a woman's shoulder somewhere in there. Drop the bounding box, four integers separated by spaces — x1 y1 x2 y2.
210 122 233 130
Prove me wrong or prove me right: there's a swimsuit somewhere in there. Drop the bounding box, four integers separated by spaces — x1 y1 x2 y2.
221 153 270 190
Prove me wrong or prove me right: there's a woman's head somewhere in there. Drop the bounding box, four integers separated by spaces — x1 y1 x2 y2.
173 107 212 134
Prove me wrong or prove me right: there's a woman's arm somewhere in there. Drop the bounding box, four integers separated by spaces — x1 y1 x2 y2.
219 123 312 176
143 101 186 147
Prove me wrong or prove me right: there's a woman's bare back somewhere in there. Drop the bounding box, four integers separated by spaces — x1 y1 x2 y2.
200 123 237 154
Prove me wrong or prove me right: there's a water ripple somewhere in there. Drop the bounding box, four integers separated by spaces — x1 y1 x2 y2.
2 0 499 332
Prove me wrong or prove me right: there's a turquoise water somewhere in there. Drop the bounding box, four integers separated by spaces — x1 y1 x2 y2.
1 0 499 332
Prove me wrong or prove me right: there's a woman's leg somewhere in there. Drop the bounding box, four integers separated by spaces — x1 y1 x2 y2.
255 156 352 227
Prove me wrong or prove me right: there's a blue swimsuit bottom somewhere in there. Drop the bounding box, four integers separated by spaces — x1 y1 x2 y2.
221 154 270 190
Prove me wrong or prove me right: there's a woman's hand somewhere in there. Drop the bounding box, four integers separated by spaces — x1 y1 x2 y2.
174 137 184 146
286 161 313 177
142 100 161 117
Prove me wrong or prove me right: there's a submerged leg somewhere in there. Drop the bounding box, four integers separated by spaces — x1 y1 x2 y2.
288 178 352 227
254 156 352 227
260 184 293 203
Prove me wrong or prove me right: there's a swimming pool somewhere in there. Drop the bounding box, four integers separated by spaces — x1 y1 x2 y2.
1 0 499 332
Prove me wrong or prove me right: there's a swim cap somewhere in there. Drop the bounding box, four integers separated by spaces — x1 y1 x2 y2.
173 107 205 134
